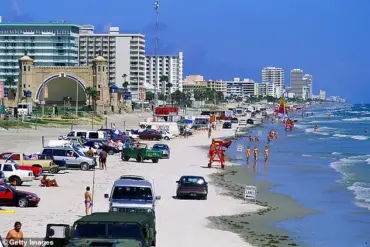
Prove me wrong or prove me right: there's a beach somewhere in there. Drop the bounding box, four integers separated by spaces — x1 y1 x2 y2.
0 114 264 247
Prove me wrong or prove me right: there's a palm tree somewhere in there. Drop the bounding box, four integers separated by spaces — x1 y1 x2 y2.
122 74 129 92
159 75 168 94
85 87 99 110
166 82 173 104
4 77 16 99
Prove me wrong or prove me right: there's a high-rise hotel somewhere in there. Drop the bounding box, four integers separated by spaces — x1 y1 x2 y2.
78 25 146 100
0 18 80 83
261 66 284 97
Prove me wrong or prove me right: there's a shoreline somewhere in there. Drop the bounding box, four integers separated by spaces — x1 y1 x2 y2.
202 125 317 247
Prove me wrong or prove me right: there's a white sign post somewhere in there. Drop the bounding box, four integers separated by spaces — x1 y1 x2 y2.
244 185 257 203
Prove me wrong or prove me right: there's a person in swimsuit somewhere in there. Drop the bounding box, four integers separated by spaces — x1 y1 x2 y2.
253 146 259 161
264 146 269 162
6 221 24 247
84 186 93 216
100 149 108 170
245 146 251 162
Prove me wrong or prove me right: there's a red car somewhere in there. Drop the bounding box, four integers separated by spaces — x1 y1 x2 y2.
0 152 42 177
138 130 163 140
0 182 40 207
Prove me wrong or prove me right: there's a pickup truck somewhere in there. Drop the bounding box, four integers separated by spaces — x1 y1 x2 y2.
121 143 162 163
1 152 42 177
5 153 61 174
0 163 34 186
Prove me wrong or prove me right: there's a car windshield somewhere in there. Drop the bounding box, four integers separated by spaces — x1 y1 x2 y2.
2 154 11 159
73 223 142 239
181 177 206 185
107 223 142 239
153 144 167 149
75 150 85 156
112 186 153 200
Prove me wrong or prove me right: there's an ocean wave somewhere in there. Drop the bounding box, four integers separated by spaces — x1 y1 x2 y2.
310 120 340 124
330 155 370 174
294 124 307 129
332 134 369 141
342 117 370 122
348 182 370 210
304 128 330 135
331 152 342 155
302 154 312 157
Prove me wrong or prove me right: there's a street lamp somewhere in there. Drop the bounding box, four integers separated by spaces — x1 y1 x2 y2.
153 0 160 107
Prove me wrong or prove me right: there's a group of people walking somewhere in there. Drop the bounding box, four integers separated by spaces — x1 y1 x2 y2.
245 145 269 163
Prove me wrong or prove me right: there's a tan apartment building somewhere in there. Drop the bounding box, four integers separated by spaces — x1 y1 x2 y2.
207 80 227 96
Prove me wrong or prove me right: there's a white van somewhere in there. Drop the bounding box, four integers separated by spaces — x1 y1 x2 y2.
139 122 179 137
65 130 106 140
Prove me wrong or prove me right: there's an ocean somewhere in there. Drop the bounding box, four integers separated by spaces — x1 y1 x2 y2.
226 104 370 247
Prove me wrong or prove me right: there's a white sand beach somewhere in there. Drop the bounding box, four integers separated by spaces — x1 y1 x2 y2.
0 114 264 247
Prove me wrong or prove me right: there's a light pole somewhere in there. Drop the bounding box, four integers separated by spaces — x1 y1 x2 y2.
153 0 159 107
75 80 79 116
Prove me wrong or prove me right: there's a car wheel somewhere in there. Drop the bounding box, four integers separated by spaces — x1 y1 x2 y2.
176 193 182 199
18 198 28 208
108 149 114 155
10 176 21 186
152 158 159 163
80 162 89 171
123 156 130 161
136 156 143 163
49 166 59 174
164 136 170 140
203 195 208 200
152 239 156 246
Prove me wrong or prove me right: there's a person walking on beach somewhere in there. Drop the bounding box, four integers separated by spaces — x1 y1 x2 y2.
208 127 212 139
100 149 108 170
245 146 251 162
86 147 94 157
84 186 93 216
6 221 23 247
117 140 124 159
264 146 269 162
253 146 259 161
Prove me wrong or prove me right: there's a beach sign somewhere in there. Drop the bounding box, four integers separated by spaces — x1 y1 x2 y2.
244 185 257 203
237 144 243 152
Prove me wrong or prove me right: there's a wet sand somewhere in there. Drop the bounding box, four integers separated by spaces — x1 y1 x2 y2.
207 163 317 247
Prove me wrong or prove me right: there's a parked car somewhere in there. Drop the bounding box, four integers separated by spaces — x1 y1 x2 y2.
102 129 131 142
222 121 232 129
4 152 60 174
152 144 170 159
0 163 34 186
0 182 40 207
40 147 96 171
119 175 145 181
0 171 5 182
139 130 163 141
1 152 43 177
0 152 12 160
83 140 117 155
158 131 173 140
175 176 208 200
121 143 162 163
231 118 239 124
124 130 139 140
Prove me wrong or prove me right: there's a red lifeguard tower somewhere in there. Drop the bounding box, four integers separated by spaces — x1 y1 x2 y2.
208 139 232 169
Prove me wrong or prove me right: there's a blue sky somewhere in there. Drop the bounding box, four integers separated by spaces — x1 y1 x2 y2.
1 0 370 102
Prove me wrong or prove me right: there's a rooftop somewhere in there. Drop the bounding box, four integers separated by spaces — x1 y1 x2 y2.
0 22 81 27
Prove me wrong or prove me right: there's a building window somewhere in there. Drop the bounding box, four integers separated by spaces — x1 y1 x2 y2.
23 66 26 72
28 66 30 71
98 66 101 72
23 84 26 88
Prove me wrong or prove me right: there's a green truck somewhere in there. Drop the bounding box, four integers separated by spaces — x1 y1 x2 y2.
121 143 162 163
44 212 156 247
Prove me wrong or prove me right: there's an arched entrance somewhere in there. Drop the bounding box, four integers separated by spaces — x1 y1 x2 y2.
36 74 87 105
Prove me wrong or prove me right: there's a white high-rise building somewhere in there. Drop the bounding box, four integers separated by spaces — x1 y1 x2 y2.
319 90 326 100
261 67 284 97
145 52 183 94
290 69 304 98
78 26 145 100
302 74 313 99
226 78 258 99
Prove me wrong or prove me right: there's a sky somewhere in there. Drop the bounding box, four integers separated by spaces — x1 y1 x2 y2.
1 0 370 103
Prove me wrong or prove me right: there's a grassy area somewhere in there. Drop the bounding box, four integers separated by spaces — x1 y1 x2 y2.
25 118 74 125
0 120 31 129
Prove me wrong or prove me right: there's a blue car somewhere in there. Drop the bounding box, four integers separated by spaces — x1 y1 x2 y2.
152 144 170 159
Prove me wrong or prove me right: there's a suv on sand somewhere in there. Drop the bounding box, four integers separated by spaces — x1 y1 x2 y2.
40 147 96 171
104 179 161 215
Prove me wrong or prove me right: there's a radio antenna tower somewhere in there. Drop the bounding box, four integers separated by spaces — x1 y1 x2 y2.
153 0 159 107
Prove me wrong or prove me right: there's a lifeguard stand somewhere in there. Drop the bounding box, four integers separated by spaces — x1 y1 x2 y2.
208 139 232 169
